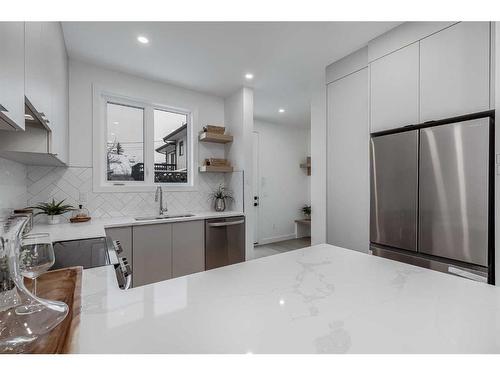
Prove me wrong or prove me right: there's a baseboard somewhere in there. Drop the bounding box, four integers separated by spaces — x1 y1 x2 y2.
257 233 296 245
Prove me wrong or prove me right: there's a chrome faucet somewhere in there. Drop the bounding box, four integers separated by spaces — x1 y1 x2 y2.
155 186 168 216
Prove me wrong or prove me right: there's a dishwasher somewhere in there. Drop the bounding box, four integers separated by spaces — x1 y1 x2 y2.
205 216 245 270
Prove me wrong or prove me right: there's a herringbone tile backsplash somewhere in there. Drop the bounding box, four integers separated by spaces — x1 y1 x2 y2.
26 166 232 221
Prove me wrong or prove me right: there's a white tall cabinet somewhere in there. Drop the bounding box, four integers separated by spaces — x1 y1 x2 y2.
420 22 490 121
370 42 420 132
327 68 370 253
0 22 25 130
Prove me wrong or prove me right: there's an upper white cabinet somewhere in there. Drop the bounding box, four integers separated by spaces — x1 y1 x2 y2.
0 22 25 130
420 22 490 122
47 23 69 163
370 42 420 132
25 22 52 123
0 22 68 165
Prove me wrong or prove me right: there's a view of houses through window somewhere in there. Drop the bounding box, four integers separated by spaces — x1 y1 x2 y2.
106 102 189 184
106 102 145 182
153 109 188 183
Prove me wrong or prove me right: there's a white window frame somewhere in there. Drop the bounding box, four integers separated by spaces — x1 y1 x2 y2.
92 86 197 192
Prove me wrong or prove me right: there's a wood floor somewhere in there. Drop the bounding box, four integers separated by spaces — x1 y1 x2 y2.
253 237 311 259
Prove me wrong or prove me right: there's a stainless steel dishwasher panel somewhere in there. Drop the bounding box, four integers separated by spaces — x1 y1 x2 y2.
205 216 245 270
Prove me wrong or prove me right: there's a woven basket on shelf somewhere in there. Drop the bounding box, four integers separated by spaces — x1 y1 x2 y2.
204 125 225 134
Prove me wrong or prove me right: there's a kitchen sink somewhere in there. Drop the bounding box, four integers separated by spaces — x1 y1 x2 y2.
135 214 195 221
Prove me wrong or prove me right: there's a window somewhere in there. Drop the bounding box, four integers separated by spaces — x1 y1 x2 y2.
94 90 193 192
106 103 144 182
153 109 188 183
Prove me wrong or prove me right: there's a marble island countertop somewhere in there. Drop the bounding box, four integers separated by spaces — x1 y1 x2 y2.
71 244 500 354
32 211 244 242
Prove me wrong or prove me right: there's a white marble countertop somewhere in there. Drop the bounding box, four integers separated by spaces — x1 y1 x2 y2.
71 244 500 353
32 211 244 242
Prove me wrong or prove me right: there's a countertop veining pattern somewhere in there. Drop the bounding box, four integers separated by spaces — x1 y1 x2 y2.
73 244 500 354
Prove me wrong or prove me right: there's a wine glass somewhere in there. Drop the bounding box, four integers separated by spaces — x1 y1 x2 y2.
16 233 67 315
19 233 54 297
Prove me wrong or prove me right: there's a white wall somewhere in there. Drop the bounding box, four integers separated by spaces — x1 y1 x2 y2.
254 120 310 244
0 157 27 218
310 85 327 245
69 59 225 168
225 88 254 259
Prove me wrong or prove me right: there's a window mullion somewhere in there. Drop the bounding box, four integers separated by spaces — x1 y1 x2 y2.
144 105 155 186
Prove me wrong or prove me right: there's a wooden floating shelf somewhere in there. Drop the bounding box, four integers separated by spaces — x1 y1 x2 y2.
199 131 233 144
199 165 234 173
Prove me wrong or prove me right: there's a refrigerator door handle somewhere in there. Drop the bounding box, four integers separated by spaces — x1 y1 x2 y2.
208 220 245 227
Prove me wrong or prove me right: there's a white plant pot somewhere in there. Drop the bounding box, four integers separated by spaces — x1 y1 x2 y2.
47 215 61 225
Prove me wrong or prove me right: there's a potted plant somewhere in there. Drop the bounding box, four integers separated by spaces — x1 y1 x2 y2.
30 199 75 225
302 205 311 219
210 184 234 212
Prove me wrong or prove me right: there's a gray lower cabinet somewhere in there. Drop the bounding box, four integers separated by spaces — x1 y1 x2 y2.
133 223 173 287
106 220 209 287
172 221 205 278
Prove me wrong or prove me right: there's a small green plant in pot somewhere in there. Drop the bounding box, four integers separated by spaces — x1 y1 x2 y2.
302 205 311 219
210 184 234 212
30 199 75 225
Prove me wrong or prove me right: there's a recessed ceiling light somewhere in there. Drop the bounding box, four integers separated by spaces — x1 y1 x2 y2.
278 108 285 113
137 35 149 44
113 121 119 125
245 73 254 80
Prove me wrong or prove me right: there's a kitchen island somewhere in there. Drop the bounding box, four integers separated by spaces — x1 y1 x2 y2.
71 244 500 353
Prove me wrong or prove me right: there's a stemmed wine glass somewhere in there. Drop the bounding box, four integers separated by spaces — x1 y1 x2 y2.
16 233 68 315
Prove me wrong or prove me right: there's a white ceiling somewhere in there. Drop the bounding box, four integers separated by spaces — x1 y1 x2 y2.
62 22 398 127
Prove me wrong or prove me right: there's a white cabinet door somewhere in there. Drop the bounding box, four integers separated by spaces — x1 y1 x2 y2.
25 22 52 125
47 23 69 164
327 68 369 253
370 42 419 132
420 22 490 122
0 22 25 130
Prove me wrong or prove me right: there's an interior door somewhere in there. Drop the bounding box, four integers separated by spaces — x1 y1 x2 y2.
370 130 418 251
419 118 490 266
252 131 260 244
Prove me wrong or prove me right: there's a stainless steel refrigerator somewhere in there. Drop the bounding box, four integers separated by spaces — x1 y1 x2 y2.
370 112 494 283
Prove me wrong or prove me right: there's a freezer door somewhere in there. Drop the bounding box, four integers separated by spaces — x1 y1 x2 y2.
370 130 418 251
419 118 489 266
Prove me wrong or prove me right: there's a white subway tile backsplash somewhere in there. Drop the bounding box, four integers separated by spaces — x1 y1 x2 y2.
0 157 27 218
26 166 229 221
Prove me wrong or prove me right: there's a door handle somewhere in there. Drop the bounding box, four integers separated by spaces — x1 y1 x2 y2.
208 220 245 227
